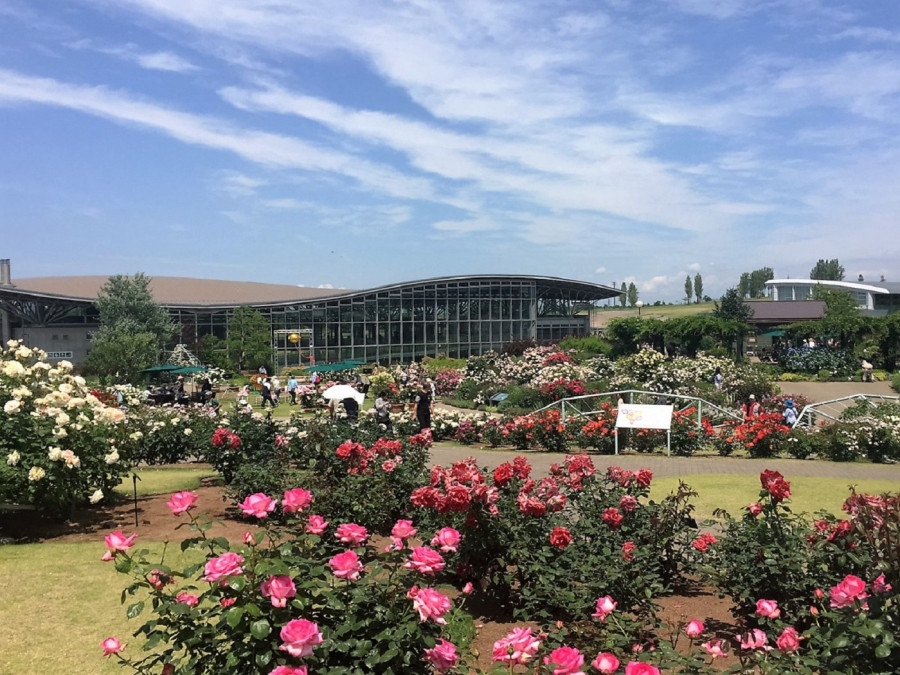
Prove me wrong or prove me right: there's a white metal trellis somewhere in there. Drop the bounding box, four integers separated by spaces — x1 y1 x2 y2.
792 393 900 429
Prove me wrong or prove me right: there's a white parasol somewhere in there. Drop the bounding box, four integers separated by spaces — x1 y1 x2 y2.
321 384 364 405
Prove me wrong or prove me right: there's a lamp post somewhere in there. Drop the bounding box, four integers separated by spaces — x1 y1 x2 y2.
636 300 644 317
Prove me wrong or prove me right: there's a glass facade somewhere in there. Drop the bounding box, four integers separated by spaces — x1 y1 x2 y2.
2 275 612 366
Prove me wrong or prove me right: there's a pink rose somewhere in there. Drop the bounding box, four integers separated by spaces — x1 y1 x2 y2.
391 519 418 539
147 569 174 590
335 523 369 546
101 550 114 562
220 597 236 607
306 514 328 535
624 662 660 675
592 595 617 621
740 629 769 650
330 550 363 581
282 488 313 514
424 638 458 673
243 531 256 546
543 646 585 674
747 502 763 517
872 574 893 595
239 493 277 519
176 592 199 607
269 667 308 675
592 652 619 673
412 587 452 624
829 574 868 609
619 495 638 512
702 639 726 658
685 620 704 638
101 637 125 657
462 582 474 595
279 618 323 658
166 491 198 515
493 627 542 665
261 575 297 608
404 547 446 576
104 530 137 552
431 527 461 553
203 552 245 583
775 626 800 653
755 598 780 619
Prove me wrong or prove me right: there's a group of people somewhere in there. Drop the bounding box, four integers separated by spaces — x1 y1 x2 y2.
742 394 798 426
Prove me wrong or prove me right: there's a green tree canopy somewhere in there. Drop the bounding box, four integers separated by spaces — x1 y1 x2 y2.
84 273 176 383
738 267 773 299
619 282 627 307
224 306 273 372
684 275 692 304
627 282 638 307
810 259 845 281
693 273 703 304
714 288 754 360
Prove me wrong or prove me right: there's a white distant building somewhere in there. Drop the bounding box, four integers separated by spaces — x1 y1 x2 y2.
765 279 900 317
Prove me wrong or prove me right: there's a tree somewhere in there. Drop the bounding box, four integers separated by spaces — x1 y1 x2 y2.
84 273 176 383
810 286 865 349
810 259 845 281
224 306 273 372
684 275 693 304
693 273 703 304
627 282 638 307
619 282 627 308
714 288 754 361
738 267 773 299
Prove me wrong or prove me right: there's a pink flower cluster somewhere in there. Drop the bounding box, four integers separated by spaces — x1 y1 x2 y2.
335 437 405 474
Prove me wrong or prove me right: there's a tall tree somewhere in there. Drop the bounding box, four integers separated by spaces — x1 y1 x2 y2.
627 282 638 307
224 306 273 372
619 282 627 308
684 275 693 304
810 259 845 281
737 267 773 298
84 273 176 383
713 288 754 361
693 273 703 304
810 286 864 349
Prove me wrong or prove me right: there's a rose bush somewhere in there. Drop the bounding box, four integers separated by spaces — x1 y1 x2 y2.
0 341 132 517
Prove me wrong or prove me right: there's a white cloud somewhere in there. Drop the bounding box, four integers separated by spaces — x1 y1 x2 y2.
136 51 199 72
595 266 607 274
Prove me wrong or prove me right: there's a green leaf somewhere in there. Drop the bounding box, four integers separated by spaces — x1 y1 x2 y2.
225 606 244 628
126 601 145 619
228 576 246 592
250 619 271 639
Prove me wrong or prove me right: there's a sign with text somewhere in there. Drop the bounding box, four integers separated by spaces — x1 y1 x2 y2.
45 351 74 360
615 404 674 430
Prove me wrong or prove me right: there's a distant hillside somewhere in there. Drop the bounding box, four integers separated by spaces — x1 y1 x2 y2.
591 299 772 329
591 302 716 328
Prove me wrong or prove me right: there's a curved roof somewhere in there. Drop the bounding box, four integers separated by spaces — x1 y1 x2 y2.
766 279 900 294
2 273 619 309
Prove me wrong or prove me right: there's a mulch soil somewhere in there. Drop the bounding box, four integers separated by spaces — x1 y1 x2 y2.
1 485 742 670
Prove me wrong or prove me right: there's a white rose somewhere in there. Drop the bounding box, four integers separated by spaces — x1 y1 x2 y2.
129 431 143 441
104 449 119 465
6 451 20 466
53 427 68 438
12 386 31 399
73 375 86 387
58 383 73 394
4 400 21 414
58 360 73 372
15 345 32 359
6 339 18 348
47 446 62 461
89 489 104 504
56 412 70 426
3 361 25 378
183 428 192 436
28 466 46 481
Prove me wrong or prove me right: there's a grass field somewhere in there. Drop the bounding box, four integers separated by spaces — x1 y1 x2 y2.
112 466 216 498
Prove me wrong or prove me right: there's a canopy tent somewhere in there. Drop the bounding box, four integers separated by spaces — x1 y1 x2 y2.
758 330 785 337
140 365 182 373
305 360 365 373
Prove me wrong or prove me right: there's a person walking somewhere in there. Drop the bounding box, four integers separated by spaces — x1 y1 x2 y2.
713 368 723 391
415 383 433 431
782 399 797 426
287 373 299 405
260 378 276 409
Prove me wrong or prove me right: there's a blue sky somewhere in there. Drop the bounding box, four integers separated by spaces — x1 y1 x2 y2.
1 0 898 301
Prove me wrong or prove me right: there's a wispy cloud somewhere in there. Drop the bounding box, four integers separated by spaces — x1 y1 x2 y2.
65 39 199 72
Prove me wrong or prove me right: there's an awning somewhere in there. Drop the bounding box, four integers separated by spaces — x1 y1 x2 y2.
169 366 208 374
140 365 183 372
758 330 785 337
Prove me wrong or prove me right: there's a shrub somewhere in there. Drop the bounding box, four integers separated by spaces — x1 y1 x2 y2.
104 492 473 674
0 342 132 518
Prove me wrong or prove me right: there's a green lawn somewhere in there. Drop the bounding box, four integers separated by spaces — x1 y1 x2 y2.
651 474 900 523
0 541 200 675
113 467 216 498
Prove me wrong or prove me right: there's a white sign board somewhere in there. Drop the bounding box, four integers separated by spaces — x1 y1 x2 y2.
615 404 674 431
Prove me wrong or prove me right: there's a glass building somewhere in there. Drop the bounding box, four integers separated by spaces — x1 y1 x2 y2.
0 264 619 365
